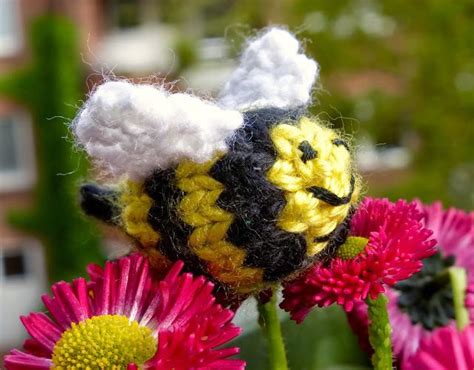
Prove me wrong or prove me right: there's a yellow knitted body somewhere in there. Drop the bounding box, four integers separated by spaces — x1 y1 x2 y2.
120 181 170 271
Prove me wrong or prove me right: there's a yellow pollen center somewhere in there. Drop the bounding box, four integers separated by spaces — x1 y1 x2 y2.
51 314 156 369
337 236 369 260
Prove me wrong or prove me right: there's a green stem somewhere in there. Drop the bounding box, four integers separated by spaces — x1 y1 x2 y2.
449 266 469 330
367 294 393 370
257 293 288 370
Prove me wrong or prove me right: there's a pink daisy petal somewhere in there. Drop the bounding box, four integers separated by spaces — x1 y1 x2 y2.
4 350 53 370
86 262 103 280
114 257 131 315
55 281 87 322
72 278 92 318
128 261 150 321
22 339 51 359
40 294 71 332
19 316 56 354
405 325 474 370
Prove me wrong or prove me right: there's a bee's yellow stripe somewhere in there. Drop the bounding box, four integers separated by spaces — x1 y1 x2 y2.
175 158 264 293
267 117 360 256
120 181 170 271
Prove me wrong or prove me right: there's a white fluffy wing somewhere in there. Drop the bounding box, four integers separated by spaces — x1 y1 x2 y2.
74 81 243 179
219 28 319 111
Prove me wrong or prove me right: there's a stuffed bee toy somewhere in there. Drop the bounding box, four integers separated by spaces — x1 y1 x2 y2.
75 28 360 295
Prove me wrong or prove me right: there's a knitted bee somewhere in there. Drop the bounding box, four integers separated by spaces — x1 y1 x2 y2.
75 28 360 294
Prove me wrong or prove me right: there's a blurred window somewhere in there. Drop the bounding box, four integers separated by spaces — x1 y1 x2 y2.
0 0 22 57
2 251 26 277
0 117 18 171
0 112 35 192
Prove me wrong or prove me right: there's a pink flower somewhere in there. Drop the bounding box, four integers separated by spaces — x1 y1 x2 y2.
420 202 474 268
348 202 474 367
404 324 474 370
467 282 474 322
281 198 436 323
4 254 245 370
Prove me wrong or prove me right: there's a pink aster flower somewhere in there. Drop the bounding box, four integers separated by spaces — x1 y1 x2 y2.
404 324 474 370
281 198 436 323
4 254 245 370
348 202 474 367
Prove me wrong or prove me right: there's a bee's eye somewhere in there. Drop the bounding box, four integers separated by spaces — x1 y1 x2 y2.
298 140 317 163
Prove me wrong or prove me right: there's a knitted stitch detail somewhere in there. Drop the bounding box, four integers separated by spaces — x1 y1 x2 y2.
120 181 161 248
120 181 170 272
175 158 264 293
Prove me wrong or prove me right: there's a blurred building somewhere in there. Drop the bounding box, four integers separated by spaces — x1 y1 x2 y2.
0 0 102 349
0 0 238 350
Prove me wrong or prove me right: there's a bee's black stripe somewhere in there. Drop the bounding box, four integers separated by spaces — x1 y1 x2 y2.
313 234 332 243
308 175 355 206
79 184 120 224
212 108 309 282
144 169 208 277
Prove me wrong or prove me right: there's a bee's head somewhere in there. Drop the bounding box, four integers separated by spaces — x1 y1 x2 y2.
267 116 359 256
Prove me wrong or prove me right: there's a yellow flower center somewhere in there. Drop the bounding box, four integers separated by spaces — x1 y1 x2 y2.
336 236 369 260
52 314 156 369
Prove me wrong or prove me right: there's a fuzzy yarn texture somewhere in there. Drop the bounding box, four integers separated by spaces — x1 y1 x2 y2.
347 201 474 367
74 80 244 179
76 28 359 295
219 28 318 111
4 254 244 370
281 198 437 323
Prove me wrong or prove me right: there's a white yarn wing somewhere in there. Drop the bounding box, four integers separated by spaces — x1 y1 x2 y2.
218 28 319 111
74 81 243 179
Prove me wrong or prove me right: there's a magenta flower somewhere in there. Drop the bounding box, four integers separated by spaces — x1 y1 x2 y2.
281 198 436 323
467 282 474 322
404 324 474 370
348 202 474 367
4 254 245 370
